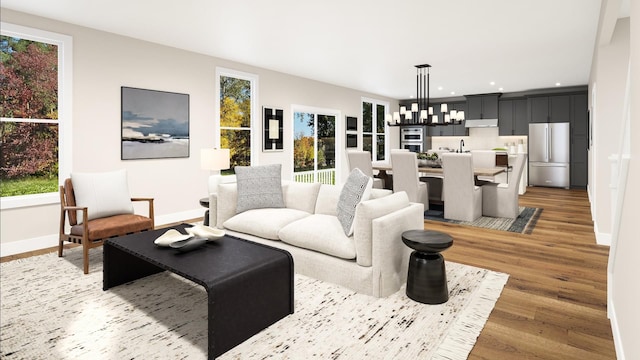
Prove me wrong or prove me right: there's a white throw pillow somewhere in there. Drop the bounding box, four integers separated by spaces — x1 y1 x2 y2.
71 169 134 222
336 168 373 236
282 181 321 213
235 164 285 214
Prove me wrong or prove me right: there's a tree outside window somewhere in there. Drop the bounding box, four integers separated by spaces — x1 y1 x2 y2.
219 75 251 173
1 35 59 197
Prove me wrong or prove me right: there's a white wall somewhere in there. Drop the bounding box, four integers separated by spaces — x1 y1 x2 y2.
0 9 397 255
609 1 639 358
589 16 630 244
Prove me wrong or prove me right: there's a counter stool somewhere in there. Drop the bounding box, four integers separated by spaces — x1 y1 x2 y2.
402 229 453 304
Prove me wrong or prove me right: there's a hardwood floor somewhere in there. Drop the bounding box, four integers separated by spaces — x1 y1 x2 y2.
1 187 615 359
434 186 616 359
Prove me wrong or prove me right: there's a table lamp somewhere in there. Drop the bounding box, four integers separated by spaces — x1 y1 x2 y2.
200 148 231 194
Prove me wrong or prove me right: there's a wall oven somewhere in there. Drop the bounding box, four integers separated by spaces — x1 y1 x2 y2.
401 126 424 152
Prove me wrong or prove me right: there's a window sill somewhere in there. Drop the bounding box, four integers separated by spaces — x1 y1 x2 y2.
1 192 59 210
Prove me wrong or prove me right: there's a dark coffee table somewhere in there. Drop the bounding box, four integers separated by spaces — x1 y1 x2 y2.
103 224 294 359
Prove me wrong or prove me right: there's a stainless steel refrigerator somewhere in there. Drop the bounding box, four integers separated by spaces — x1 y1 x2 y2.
528 122 570 188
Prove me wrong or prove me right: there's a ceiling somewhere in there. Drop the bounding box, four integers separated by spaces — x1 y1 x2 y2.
1 0 624 100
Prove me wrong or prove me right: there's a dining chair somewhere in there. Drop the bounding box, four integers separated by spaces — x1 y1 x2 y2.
391 151 429 211
471 150 497 185
481 153 527 218
442 153 482 222
347 150 384 189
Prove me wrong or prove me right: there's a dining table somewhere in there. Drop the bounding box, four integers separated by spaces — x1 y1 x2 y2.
371 162 506 191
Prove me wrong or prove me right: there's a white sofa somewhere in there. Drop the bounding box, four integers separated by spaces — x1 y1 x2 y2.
208 181 424 298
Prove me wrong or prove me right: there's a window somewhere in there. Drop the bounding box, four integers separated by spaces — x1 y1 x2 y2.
216 68 258 173
292 106 338 184
362 98 388 161
1 23 72 209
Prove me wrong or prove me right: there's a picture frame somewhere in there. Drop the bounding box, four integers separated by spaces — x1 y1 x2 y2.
345 116 358 148
121 87 190 160
263 107 284 151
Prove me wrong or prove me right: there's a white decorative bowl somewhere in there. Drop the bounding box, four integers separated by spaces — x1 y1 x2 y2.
154 229 194 247
185 224 225 240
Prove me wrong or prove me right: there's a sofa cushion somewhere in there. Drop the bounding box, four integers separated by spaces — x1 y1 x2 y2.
278 214 356 260
315 184 342 216
71 169 134 222
337 169 373 236
223 208 310 240
235 164 285 213
353 191 410 267
282 181 321 213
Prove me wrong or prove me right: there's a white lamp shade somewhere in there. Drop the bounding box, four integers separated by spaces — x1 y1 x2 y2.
405 112 412 120
400 106 407 114
444 114 450 123
269 119 279 139
411 103 419 112
440 103 448 113
450 110 457 118
393 112 400 121
385 113 392 122
420 110 428 120
432 115 438 123
457 110 465 120
200 148 230 170
428 106 434 115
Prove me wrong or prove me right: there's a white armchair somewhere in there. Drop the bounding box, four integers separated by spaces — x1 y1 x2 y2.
442 153 482 222
347 150 384 189
482 153 527 218
391 151 429 211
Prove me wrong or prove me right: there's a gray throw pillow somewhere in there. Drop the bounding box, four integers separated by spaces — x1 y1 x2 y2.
235 164 285 213
337 168 373 236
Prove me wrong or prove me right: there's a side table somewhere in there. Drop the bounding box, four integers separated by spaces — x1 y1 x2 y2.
402 229 453 304
200 197 210 226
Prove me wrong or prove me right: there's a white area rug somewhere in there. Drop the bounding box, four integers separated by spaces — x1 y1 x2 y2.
0 247 508 359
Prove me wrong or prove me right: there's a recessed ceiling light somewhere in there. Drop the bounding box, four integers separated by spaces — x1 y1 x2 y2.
498 87 504 91
490 81 495 86
438 86 443 91
555 82 561 86
450 91 456 95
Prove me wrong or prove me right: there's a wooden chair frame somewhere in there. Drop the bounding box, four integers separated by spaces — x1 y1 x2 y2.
58 179 155 274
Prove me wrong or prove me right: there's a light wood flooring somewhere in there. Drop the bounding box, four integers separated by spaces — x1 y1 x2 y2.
1 186 616 359
435 186 616 359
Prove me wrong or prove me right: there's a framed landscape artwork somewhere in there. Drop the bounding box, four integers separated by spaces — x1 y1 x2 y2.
121 87 190 160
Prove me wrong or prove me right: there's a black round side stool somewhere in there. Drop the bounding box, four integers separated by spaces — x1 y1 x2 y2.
402 230 453 304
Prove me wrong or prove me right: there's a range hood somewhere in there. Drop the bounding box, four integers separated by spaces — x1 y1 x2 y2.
464 119 498 128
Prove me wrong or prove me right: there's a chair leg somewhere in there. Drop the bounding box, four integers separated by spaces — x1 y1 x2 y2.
58 238 64 257
83 241 90 274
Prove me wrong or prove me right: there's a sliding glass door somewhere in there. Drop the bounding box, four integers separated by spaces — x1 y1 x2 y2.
293 109 336 184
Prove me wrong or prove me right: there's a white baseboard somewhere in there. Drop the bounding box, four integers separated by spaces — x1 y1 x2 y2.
594 222 612 246
0 208 205 257
608 300 625 359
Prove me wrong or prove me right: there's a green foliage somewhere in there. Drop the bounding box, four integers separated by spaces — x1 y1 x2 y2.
1 35 59 190
0 176 58 197
219 76 251 170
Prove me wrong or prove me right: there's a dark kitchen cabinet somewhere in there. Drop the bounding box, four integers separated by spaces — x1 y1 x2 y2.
530 95 571 123
466 94 499 119
427 102 467 137
570 93 588 188
498 99 528 135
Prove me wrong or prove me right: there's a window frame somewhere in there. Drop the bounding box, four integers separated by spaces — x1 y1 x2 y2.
291 104 341 184
0 22 73 210
215 67 259 167
361 97 389 161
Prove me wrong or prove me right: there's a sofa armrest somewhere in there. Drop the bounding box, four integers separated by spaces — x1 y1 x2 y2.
211 183 238 229
370 202 424 297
